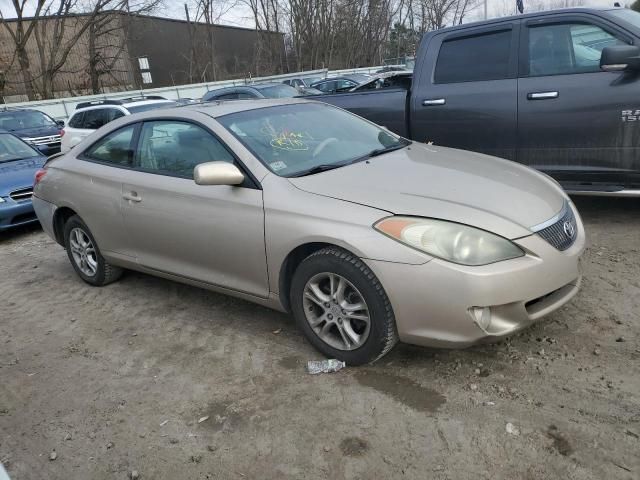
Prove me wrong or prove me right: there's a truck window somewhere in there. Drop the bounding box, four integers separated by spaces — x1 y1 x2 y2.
434 30 512 84
527 23 625 77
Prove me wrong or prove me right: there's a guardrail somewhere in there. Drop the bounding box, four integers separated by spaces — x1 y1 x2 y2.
1 65 387 121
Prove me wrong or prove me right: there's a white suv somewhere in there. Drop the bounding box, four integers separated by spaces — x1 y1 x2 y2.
61 96 176 152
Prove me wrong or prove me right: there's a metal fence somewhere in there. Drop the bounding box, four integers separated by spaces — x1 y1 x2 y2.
1 65 386 121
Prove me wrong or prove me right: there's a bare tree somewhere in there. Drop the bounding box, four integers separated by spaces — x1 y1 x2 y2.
87 0 162 93
183 0 240 82
0 0 47 100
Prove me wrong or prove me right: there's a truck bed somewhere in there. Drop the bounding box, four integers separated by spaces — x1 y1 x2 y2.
308 89 409 138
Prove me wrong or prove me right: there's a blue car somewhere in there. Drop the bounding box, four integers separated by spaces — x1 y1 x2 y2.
0 131 46 231
0 108 63 156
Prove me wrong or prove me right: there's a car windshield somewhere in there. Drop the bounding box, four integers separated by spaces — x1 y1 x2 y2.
256 85 300 98
127 101 177 114
303 77 322 85
0 110 56 131
608 8 640 28
218 103 409 177
0 133 41 163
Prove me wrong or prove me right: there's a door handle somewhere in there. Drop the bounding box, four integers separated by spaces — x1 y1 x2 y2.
122 192 142 203
422 98 446 106
527 91 559 100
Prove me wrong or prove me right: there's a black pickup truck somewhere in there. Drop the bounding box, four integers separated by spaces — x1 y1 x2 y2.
316 7 640 194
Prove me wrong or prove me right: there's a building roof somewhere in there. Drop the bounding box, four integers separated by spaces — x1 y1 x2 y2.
1 9 282 35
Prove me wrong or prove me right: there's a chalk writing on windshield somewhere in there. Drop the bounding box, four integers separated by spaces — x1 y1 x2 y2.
261 124 314 151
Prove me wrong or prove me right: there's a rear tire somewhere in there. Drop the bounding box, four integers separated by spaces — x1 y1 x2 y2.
63 215 122 286
290 247 398 365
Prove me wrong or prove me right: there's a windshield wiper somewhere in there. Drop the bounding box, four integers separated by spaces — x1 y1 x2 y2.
289 139 411 177
349 139 412 165
289 163 347 177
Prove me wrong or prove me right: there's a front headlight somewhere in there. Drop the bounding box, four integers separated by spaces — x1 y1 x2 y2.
374 216 524 266
0 197 6 203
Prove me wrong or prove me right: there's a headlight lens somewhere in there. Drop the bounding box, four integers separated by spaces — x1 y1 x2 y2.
0 197 6 203
374 217 524 266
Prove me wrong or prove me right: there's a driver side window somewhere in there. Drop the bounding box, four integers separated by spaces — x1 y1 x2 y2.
134 121 234 178
528 22 626 77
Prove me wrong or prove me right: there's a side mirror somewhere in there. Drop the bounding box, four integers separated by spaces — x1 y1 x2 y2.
600 45 640 72
56 120 65 128
194 161 244 186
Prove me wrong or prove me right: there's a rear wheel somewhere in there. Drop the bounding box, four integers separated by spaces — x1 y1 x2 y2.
63 215 122 286
290 247 398 365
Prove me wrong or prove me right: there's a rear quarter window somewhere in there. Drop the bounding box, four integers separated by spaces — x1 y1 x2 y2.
435 29 513 83
68 112 85 128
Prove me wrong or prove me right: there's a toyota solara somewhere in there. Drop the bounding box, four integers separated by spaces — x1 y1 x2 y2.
32 99 584 364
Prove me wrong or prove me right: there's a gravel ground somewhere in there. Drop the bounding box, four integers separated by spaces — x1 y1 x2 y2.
1 196 639 480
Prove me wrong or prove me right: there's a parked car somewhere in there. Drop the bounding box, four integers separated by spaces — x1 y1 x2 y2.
202 83 311 102
32 99 583 364
174 97 200 106
310 74 371 94
0 131 46 231
316 7 640 194
282 76 324 88
349 71 412 92
61 96 176 152
0 108 63 156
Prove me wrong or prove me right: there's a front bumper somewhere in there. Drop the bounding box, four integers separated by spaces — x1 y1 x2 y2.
0 198 39 231
36 143 61 156
365 209 585 348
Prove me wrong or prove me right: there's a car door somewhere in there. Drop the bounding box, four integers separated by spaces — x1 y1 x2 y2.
74 123 139 258
517 13 640 187
410 22 520 160
121 119 269 297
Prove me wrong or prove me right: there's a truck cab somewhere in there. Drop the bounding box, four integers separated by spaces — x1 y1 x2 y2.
319 7 640 194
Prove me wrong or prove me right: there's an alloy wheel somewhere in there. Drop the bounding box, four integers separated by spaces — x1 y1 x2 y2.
69 227 98 277
302 272 371 350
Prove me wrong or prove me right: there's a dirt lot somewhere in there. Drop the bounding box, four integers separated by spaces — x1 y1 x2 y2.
1 196 639 480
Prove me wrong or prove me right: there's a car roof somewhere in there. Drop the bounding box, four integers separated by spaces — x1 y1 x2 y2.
75 96 170 110
74 99 173 112
129 97 313 120
432 7 615 34
251 82 288 90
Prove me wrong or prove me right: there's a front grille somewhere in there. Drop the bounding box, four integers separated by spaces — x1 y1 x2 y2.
10 187 33 201
535 203 577 251
25 134 62 146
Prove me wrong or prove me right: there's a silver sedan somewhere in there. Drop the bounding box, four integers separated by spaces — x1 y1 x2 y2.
33 99 584 364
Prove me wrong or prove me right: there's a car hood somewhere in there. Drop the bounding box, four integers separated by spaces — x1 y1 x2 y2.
0 157 45 196
9 125 59 138
288 143 566 239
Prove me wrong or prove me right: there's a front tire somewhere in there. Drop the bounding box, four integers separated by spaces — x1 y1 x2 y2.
63 215 122 286
290 247 398 365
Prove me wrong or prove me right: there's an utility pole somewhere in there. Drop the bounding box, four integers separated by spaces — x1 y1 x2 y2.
484 0 488 20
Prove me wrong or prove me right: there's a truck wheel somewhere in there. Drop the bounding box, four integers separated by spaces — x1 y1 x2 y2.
63 215 122 286
290 247 398 365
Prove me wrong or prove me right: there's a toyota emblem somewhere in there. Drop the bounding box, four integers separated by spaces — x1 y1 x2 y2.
563 221 575 238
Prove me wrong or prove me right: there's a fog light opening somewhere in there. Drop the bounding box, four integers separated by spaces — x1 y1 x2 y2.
472 306 492 331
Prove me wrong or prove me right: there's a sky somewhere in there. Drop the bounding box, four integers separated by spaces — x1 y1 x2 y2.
0 0 628 29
